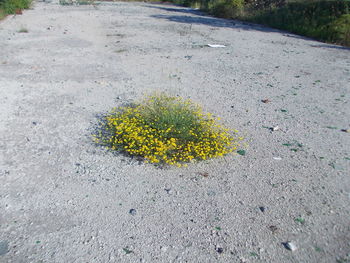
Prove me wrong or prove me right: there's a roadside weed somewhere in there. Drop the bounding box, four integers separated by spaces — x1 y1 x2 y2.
94 94 242 166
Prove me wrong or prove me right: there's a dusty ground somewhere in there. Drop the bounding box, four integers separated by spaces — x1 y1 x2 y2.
0 1 349 262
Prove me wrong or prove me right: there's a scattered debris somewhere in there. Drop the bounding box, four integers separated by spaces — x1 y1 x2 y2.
259 206 265 212
199 172 209 178
129 209 136 216
216 245 224 254
314 246 322 252
237 150 246 156
18 28 28 33
329 162 336 169
269 225 278 233
273 157 282 160
207 44 226 48
341 129 350 133
271 126 280 131
283 242 297 251
294 217 305 224
283 141 303 152
123 247 133 254
261 99 271 103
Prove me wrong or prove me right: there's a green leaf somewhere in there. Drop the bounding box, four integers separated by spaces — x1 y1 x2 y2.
282 143 292 147
280 109 288 112
237 150 246 156
215 226 221 231
123 248 133 254
326 126 338 129
295 217 305 224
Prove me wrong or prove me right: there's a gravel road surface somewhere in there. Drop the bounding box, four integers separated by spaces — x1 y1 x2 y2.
0 1 349 262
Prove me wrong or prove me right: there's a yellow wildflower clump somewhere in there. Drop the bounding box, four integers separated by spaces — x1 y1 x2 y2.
97 95 241 166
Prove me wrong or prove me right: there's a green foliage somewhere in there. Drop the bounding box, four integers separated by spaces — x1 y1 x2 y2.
0 0 31 16
209 0 244 18
328 14 350 46
244 0 286 10
166 0 350 46
250 1 350 46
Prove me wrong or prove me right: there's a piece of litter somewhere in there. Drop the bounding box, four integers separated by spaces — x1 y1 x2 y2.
129 209 136 216
341 129 350 133
261 99 271 103
207 44 226 48
237 150 246 156
283 242 297 251
272 126 280 131
273 157 282 160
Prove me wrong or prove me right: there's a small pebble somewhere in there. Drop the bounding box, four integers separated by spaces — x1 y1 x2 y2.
269 225 278 233
283 241 297 251
216 245 224 254
129 209 136 216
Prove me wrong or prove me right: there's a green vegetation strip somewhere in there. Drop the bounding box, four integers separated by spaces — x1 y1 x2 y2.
162 0 350 47
0 0 32 19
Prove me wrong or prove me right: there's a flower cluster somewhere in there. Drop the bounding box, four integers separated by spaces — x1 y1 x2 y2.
95 95 241 166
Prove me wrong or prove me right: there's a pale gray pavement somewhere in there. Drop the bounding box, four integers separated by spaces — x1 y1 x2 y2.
0 1 349 262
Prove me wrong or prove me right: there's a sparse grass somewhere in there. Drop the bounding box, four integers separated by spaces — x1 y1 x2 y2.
18 27 28 33
94 94 242 166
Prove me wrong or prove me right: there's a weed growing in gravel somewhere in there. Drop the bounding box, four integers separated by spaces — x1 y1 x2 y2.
95 94 242 166
18 27 28 33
